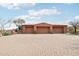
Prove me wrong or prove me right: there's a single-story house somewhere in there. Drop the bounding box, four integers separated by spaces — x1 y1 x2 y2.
21 23 67 34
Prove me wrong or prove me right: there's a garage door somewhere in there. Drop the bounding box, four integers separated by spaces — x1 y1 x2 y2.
53 27 64 33
25 27 34 33
37 27 50 33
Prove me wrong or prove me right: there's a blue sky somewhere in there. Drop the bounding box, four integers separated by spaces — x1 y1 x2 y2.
0 3 79 29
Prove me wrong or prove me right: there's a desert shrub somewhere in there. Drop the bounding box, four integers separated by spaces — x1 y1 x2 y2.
48 31 53 34
33 31 37 34
15 27 23 34
2 31 12 36
68 27 79 35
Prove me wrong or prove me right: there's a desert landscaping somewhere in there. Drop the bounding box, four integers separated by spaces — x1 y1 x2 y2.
0 34 79 56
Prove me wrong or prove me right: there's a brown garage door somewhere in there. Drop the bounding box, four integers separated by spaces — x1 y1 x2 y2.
25 27 34 33
37 27 50 33
53 27 64 33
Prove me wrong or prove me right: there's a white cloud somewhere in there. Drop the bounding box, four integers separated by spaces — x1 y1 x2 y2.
16 15 29 19
28 8 61 17
15 8 60 19
0 3 36 9
64 3 73 5
74 16 79 20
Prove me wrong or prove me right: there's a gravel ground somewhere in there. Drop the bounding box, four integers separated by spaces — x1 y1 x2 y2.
0 34 79 56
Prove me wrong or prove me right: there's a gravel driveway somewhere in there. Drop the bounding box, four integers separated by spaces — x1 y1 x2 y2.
0 34 79 56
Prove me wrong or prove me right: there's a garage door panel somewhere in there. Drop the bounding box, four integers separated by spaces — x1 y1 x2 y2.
26 27 34 33
53 27 64 33
37 27 50 33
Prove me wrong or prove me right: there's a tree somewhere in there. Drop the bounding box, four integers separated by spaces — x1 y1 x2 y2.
0 18 11 36
13 18 25 33
69 20 79 34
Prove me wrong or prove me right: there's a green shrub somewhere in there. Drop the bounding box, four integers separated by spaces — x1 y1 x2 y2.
2 32 12 36
68 26 79 35
33 31 37 34
48 31 53 34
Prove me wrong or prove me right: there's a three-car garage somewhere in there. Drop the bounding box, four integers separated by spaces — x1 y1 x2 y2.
22 23 67 34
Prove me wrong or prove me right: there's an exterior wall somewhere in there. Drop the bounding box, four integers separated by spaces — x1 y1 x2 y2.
63 26 67 33
35 23 51 26
22 25 26 33
22 23 67 34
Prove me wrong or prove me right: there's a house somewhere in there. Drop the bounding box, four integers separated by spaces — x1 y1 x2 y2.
21 23 67 34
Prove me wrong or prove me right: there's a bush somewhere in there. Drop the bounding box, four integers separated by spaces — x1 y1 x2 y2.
48 31 53 34
33 31 37 34
15 28 23 34
2 32 12 36
68 27 77 34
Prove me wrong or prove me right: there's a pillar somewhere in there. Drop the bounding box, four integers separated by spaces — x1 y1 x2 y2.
50 25 53 33
63 26 67 33
34 26 37 33
22 26 26 33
